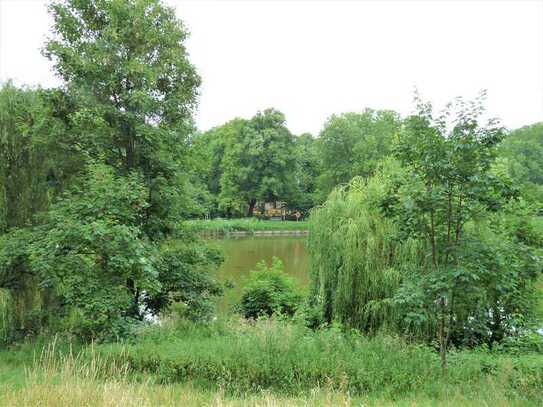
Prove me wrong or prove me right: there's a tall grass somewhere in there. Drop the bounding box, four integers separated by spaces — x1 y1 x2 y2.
1 318 542 405
535 276 543 322
0 288 12 343
94 318 543 401
0 341 214 407
2 364 534 407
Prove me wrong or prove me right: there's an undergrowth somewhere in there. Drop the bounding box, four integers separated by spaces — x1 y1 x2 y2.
1 317 542 405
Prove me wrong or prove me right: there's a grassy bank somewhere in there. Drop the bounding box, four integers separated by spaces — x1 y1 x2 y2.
2 318 542 405
1 372 534 407
184 218 309 235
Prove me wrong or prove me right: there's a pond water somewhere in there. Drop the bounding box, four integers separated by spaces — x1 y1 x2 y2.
208 235 310 311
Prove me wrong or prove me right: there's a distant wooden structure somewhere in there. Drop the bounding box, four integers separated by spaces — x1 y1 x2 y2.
253 201 301 220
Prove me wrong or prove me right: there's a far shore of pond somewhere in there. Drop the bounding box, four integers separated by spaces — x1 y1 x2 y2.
184 218 309 236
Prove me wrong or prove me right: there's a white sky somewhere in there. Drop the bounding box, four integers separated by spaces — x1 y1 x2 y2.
1 0 542 135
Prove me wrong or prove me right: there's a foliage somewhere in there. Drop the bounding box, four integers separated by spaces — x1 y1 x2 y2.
2 325 543 405
89 318 543 399
190 112 312 218
239 257 303 319
1 166 223 340
498 122 543 203
308 94 543 370
317 109 401 198
148 242 223 322
189 108 404 218
219 109 297 216
288 133 322 214
308 162 423 333
45 0 200 239
0 83 80 339
188 120 240 217
0 83 76 234
0 289 11 344
0 0 222 341
1 165 153 339
391 92 539 367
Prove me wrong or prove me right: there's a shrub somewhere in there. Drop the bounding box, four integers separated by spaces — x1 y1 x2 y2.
239 257 303 319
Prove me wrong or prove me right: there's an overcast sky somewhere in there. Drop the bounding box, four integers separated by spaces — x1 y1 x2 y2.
1 0 542 135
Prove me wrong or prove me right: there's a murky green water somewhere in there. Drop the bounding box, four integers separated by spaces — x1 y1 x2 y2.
208 236 310 311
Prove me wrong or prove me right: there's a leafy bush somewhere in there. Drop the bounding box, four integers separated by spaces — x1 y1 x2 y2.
145 243 223 322
0 165 224 341
239 257 303 319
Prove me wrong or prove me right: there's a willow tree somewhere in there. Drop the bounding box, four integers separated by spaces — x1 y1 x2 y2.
308 161 425 333
0 83 75 234
0 83 76 339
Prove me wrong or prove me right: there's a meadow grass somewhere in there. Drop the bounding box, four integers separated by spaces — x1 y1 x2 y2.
184 218 309 235
93 318 543 400
0 345 538 407
1 318 542 406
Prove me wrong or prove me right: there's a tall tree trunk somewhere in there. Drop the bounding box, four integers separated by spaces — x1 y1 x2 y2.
247 198 257 217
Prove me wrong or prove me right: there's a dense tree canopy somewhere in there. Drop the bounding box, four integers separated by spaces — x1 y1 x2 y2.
289 133 321 213
309 94 543 369
0 0 220 341
0 83 80 335
191 115 322 218
0 83 77 234
317 109 401 198
220 109 297 216
45 0 201 238
189 118 245 217
499 122 543 203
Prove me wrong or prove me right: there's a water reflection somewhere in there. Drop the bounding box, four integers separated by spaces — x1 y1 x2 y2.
208 236 310 312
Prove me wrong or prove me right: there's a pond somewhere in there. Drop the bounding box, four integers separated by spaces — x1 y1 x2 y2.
209 235 310 312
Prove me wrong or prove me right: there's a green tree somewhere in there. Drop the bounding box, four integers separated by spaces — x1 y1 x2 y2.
289 133 321 215
220 109 296 216
189 119 245 217
309 93 541 370
391 92 519 368
0 83 79 338
308 161 418 333
24 165 159 339
317 109 401 198
1 0 221 340
498 122 543 203
0 83 77 234
45 0 201 238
